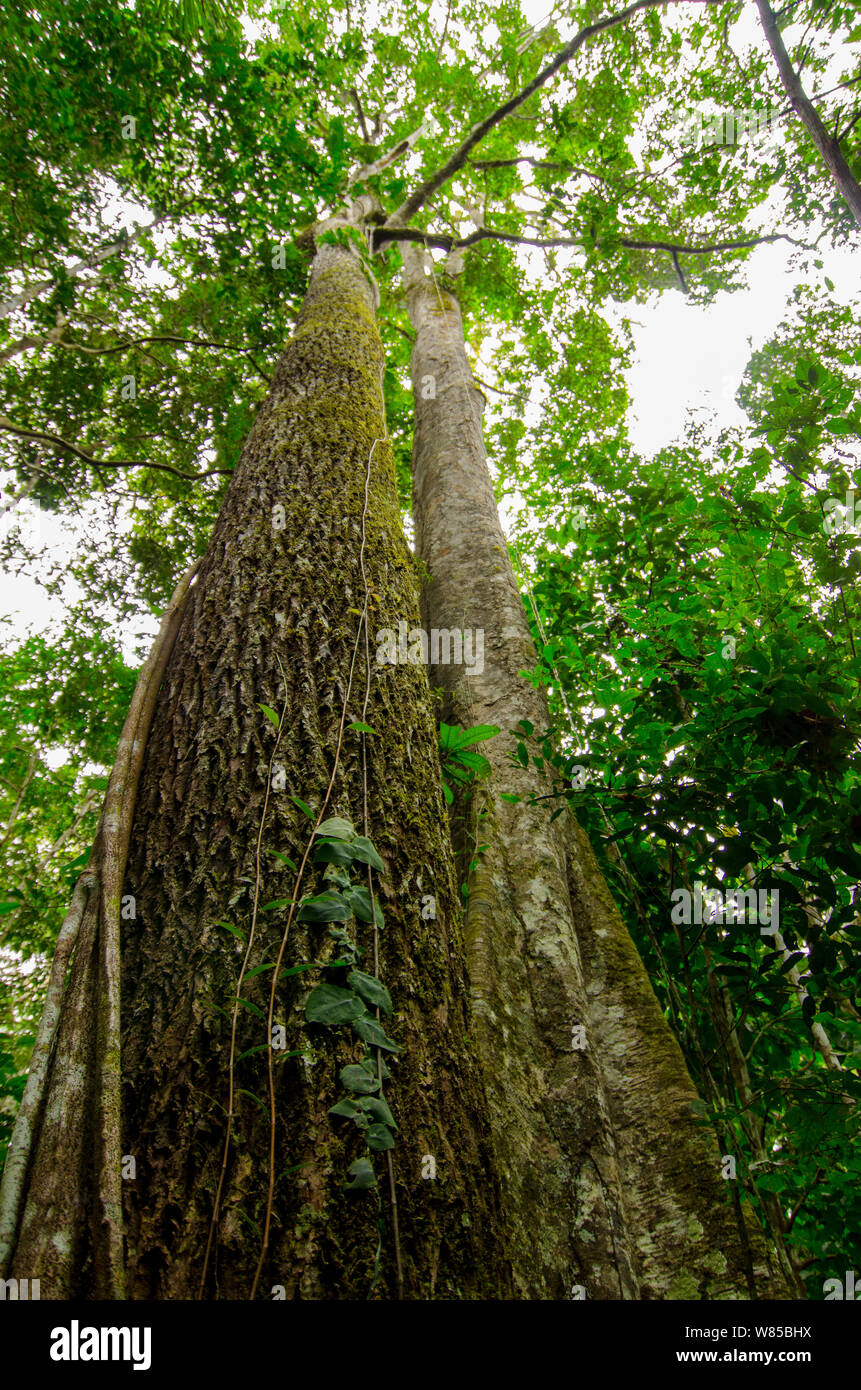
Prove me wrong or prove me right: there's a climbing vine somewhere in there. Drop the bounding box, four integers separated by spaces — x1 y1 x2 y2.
301 814 399 1187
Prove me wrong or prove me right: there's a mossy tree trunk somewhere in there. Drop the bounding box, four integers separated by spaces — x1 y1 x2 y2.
3 241 512 1299
402 243 792 1300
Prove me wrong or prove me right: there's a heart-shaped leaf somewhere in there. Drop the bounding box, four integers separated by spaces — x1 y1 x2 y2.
346 1157 376 1190
340 1063 380 1095
352 1015 400 1052
357 1095 396 1128
306 983 367 1025
366 1123 395 1151
315 816 355 840
297 890 351 923
348 968 392 1014
348 836 385 872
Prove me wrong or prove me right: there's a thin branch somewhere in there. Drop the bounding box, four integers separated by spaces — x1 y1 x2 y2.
349 86 371 143
0 416 231 481
434 0 452 58
386 0 724 228
670 248 689 292
0 330 271 382
379 316 416 344
836 106 861 146
0 751 38 852
374 223 806 257
0 210 180 321
349 116 433 189
473 371 527 399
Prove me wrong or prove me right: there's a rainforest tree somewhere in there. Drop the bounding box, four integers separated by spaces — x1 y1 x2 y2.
0 0 858 1299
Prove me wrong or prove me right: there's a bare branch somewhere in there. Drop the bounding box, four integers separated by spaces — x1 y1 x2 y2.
755 0 861 225
0 415 231 481
373 223 807 257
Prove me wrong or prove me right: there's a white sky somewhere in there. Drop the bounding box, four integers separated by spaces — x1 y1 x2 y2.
623 235 860 454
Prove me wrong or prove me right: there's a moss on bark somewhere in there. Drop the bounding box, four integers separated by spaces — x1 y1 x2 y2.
9 243 512 1300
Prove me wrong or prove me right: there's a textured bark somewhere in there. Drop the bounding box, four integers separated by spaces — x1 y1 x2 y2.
403 245 636 1298
567 823 791 1299
2 562 199 1297
5 242 513 1299
402 243 792 1299
118 242 510 1300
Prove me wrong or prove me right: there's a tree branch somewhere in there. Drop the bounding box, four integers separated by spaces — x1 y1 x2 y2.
373 223 805 257
0 211 180 322
670 248 689 292
0 330 271 381
0 416 231 481
386 0 724 228
755 0 861 225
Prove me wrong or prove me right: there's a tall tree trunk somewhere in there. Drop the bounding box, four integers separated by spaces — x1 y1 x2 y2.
401 243 793 1299
756 0 861 226
2 241 512 1299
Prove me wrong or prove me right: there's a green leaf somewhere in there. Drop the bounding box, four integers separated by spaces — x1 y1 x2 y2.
347 968 392 1014
244 962 275 978
328 1097 364 1120
352 1015 400 1052
457 724 500 746
267 849 298 871
258 702 280 728
449 749 491 776
345 1157 376 1190
279 961 322 977
346 886 384 927
315 816 355 840
305 983 367 1025
340 1063 380 1094
237 1044 301 1061
357 1094 396 1128
348 835 385 872
297 890 351 922
238 1089 270 1118
234 997 266 1020
440 722 500 751
313 839 354 867
289 795 315 819
366 1122 395 1151
346 721 376 734
216 920 245 942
